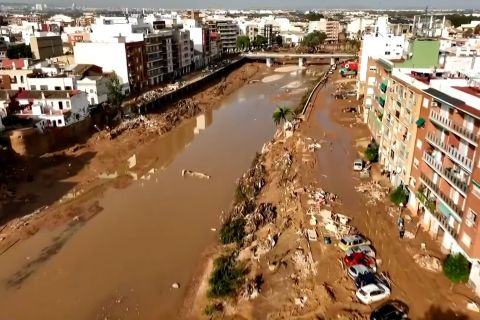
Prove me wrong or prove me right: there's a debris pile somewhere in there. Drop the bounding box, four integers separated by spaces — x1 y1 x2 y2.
244 203 277 234
354 181 389 206
413 254 442 273
108 115 162 139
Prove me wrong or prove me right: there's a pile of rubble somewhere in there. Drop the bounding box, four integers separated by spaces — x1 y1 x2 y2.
354 181 389 206
107 99 201 139
413 254 442 273
244 203 277 234
132 83 181 107
108 115 162 139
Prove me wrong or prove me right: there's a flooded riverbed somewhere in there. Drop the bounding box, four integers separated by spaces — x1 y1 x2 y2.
0 66 320 319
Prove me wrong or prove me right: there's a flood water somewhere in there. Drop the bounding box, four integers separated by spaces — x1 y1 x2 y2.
0 66 319 319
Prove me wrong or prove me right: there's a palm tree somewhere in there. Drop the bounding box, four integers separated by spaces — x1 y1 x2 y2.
272 106 293 126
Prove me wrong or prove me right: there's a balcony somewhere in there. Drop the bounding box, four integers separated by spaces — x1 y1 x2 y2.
425 132 473 172
420 173 463 218
423 152 468 195
377 95 385 108
429 110 478 146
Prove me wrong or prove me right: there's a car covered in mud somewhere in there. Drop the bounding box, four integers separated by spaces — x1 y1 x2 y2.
338 234 371 251
346 245 376 258
370 300 409 319
353 159 364 171
343 252 376 271
356 283 391 304
347 264 373 280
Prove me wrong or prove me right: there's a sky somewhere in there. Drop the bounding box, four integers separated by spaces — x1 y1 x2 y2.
7 0 480 9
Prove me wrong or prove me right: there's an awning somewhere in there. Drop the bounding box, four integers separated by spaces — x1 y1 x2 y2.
380 80 388 93
416 118 425 127
473 180 480 189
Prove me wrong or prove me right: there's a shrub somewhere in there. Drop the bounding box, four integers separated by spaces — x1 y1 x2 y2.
219 218 245 245
208 254 245 298
364 142 379 162
204 302 223 316
389 186 408 206
443 254 470 283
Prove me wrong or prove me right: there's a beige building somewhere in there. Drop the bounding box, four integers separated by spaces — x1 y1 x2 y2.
30 35 63 60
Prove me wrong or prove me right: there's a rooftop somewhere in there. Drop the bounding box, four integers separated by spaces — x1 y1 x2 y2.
15 90 80 100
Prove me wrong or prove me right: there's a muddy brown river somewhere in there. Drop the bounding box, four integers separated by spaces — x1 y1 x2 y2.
0 66 320 319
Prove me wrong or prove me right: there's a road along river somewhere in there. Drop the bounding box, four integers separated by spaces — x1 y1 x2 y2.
0 65 322 320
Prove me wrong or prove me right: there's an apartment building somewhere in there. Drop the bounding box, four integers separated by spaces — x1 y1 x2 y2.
263 24 273 47
246 25 259 42
125 41 148 92
406 78 480 295
379 69 431 187
29 35 63 60
144 29 173 86
172 29 192 77
209 19 238 53
325 20 340 43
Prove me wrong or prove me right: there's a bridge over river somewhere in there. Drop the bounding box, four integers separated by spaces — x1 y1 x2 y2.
243 52 357 67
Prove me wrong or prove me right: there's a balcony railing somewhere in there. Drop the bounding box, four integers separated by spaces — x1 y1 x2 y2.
425 131 473 172
420 173 463 218
430 110 478 145
432 209 458 239
423 152 468 194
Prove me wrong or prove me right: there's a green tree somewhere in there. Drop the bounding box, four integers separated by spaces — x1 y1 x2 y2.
253 35 268 48
208 254 245 298
6 44 33 59
236 35 250 50
389 185 408 207
301 31 327 51
364 142 379 162
219 218 245 245
107 73 125 107
443 254 470 283
274 35 283 46
272 106 293 125
305 12 324 21
446 14 473 28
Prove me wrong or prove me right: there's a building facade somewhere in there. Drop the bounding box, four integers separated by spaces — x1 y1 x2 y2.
144 30 173 86
29 35 63 60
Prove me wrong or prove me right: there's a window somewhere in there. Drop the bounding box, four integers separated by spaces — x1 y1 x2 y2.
467 209 477 227
90 89 94 93
20 76 24 83
450 189 460 205
40 85 48 90
57 119 63 125
66 101 70 108
422 97 430 108
416 139 422 150
410 177 416 188
461 233 472 247
65 86 72 90
59 101 63 110
473 183 480 198
413 158 419 169
54 86 61 90
30 85 36 90
385 51 391 55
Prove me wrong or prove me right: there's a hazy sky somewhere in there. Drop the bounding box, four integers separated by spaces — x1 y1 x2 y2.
14 0 480 9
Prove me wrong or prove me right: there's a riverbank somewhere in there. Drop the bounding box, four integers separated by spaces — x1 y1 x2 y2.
188 73 478 319
0 62 268 252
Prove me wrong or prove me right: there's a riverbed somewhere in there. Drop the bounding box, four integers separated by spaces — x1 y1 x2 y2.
0 66 321 320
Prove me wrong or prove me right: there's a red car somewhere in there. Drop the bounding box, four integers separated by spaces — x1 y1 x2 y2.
344 252 376 270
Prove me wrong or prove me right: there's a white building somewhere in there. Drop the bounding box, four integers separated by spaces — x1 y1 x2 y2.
14 90 89 128
308 19 327 33
359 16 406 84
74 37 130 92
346 17 375 39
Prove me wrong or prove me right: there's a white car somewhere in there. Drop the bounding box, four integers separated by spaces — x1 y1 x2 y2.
346 245 376 258
356 283 391 304
347 264 373 280
353 159 364 171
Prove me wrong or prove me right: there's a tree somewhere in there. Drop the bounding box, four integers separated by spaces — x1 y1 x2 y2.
6 44 33 59
364 142 379 162
389 185 408 207
272 106 293 125
463 28 474 38
474 24 480 35
253 35 267 48
301 31 327 51
208 254 245 298
236 35 250 50
305 12 324 21
107 73 125 107
443 254 470 283
274 35 283 46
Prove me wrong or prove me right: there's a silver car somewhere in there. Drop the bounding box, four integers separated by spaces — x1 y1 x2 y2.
346 245 376 258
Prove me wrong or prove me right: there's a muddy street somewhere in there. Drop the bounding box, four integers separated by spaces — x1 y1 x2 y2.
0 66 320 320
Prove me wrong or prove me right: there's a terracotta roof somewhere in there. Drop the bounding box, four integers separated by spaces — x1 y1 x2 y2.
15 90 80 100
1 58 27 69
